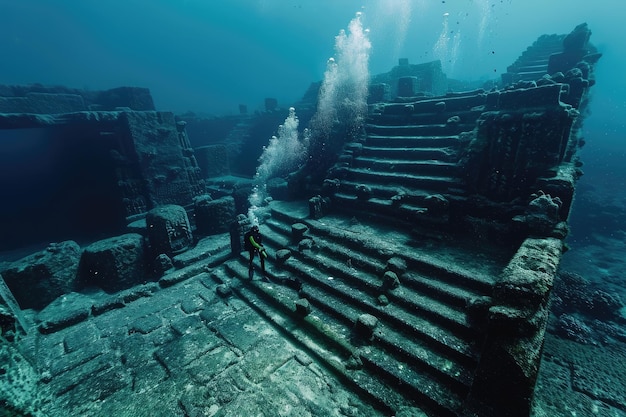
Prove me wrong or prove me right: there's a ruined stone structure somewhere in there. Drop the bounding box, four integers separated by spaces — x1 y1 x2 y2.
370 59 449 100
0 88 205 251
0 25 601 416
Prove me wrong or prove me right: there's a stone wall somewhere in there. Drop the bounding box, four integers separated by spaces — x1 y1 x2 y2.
0 110 204 251
0 85 155 113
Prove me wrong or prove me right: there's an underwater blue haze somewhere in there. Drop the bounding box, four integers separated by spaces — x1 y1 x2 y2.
2 2 626 415
0 0 626 232
0 0 625 231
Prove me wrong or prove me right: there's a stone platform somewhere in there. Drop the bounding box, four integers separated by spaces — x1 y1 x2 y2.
15 251 384 416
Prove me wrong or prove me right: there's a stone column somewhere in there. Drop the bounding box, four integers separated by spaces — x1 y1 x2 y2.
467 237 563 416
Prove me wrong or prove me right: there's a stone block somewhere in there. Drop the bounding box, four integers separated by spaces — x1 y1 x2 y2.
37 292 93 334
186 345 238 384
382 271 400 290
146 205 193 256
291 223 309 240
153 254 174 276
355 184 371 200
53 358 129 407
368 83 390 103
195 144 229 178
195 196 235 235
63 324 100 354
171 315 204 336
309 195 330 219
154 332 221 372
398 76 418 97
294 298 311 317
385 257 407 275
131 361 167 392
275 249 292 264
216 284 233 298
77 233 145 293
354 314 378 340
377 295 389 306
47 341 107 379
180 296 205 315
2 241 81 310
129 314 163 335
298 238 315 252
91 296 125 316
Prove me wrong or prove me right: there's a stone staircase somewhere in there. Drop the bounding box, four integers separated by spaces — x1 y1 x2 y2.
330 91 487 226
213 201 509 416
502 34 565 83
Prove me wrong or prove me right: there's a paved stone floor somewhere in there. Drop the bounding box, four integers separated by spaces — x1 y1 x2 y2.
21 270 384 416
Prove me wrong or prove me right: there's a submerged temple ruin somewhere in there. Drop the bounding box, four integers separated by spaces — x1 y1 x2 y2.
0 24 602 416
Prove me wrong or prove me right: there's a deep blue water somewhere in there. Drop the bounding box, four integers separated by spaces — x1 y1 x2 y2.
1 1 623 118
1 2 624 249
1 0 625 262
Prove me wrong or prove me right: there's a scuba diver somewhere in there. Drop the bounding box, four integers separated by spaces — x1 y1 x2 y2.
244 225 268 277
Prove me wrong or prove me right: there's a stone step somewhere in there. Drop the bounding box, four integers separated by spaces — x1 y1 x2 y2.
267 211 493 294
219 260 431 415
266 220 476 329
330 193 454 230
516 52 555 62
365 123 474 137
344 168 463 191
268 202 496 294
516 69 548 77
359 145 458 162
337 180 450 200
379 94 487 115
511 58 551 67
223 257 469 416
263 219 484 348
352 157 460 176
515 64 549 73
300 247 477 342
295 277 468 415
369 109 483 127
364 134 460 148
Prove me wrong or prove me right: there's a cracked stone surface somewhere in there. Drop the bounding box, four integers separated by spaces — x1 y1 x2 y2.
9 272 383 416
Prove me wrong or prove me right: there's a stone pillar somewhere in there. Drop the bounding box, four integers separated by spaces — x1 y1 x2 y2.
467 237 562 416
78 233 145 293
309 195 330 219
146 205 193 256
229 215 251 254
368 83 390 103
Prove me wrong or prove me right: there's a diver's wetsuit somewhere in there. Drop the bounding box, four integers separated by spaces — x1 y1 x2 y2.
245 228 265 273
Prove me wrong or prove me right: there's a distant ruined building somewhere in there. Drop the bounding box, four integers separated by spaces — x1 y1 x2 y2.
0 24 600 416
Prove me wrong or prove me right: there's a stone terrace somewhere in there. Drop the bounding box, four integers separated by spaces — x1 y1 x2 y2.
15 232 384 416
